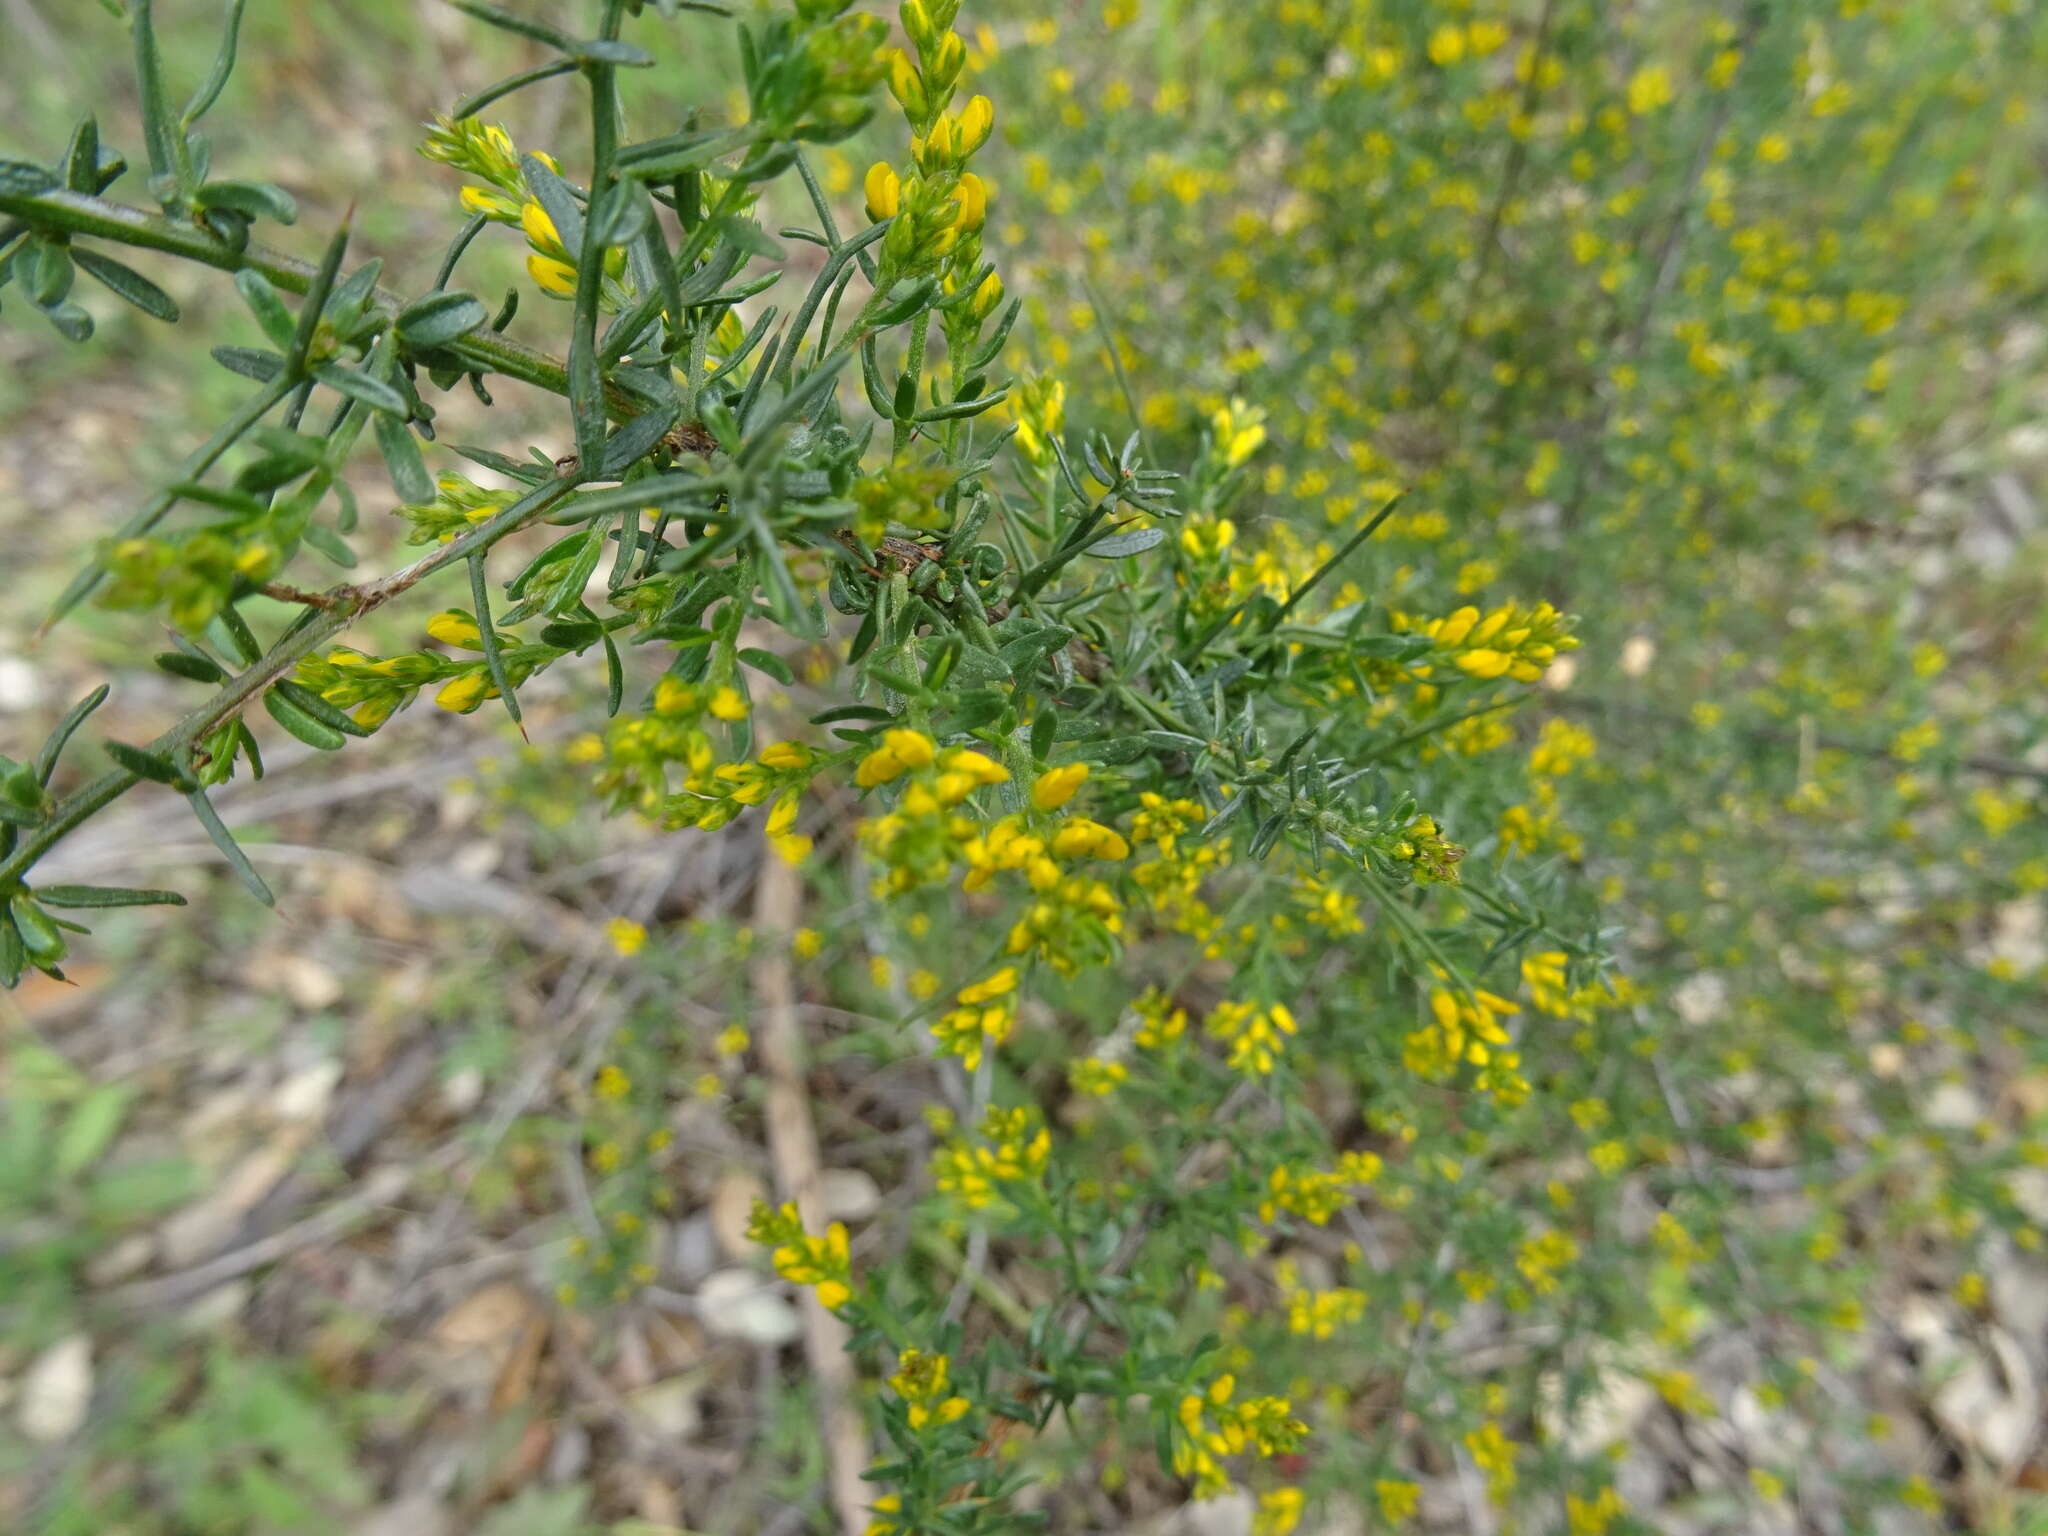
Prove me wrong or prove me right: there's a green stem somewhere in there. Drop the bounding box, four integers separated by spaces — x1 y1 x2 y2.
0 472 581 888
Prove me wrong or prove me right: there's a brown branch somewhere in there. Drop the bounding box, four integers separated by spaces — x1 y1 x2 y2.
749 741 872 1536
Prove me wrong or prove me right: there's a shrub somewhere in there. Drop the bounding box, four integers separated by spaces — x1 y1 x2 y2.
5 0 2042 1533
1 0 1600 1528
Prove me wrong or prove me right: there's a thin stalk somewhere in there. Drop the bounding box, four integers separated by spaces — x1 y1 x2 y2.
1 472 581 888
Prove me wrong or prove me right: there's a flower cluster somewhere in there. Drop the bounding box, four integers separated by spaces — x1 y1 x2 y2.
747 1199 854 1312
931 1103 1050 1209
867 0 994 281
1170 1374 1308 1499
1404 985 1527 1105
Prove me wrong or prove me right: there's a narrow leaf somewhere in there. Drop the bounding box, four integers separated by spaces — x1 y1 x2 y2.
180 0 250 127
314 363 408 417
105 740 185 785
397 289 489 349
35 685 110 784
131 0 183 193
34 884 189 909
73 247 180 321
374 412 433 502
235 269 296 348
262 690 346 751
184 789 274 905
469 554 522 725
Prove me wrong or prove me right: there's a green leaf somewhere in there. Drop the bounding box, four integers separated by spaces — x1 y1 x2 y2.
63 116 101 193
181 0 250 128
519 154 586 254
323 257 385 335
210 605 262 667
0 159 57 197
469 553 522 726
1086 526 1166 559
452 58 580 119
184 789 274 905
397 289 489 349
40 299 95 344
234 268 296 348
73 248 180 322
314 363 408 417
263 690 346 751
737 647 794 685
443 0 581 51
543 530 606 616
211 344 285 381
131 0 183 194
998 625 1076 676
36 685 110 784
105 740 186 785
273 680 374 738
34 885 188 909
375 412 435 503
192 178 298 226
289 218 352 368
56 1082 140 1179
155 650 226 683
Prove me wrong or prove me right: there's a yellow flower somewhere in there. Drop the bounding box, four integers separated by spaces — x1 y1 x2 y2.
527 253 577 297
1627 65 1674 115
426 610 483 649
935 747 1009 804
519 199 563 254
952 171 989 232
864 160 901 222
709 685 748 721
857 728 938 787
434 671 494 713
459 185 520 220
889 1349 971 1430
606 916 648 956
1032 762 1090 810
957 966 1019 1005
793 927 822 959
1211 398 1268 467
956 93 994 155
1051 818 1130 861
1255 1488 1304 1536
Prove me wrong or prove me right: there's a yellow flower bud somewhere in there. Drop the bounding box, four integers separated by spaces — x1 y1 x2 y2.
951 171 988 232
882 727 936 769
1051 818 1130 861
886 49 927 120
709 684 749 721
864 160 901 223
426 610 484 649
520 199 563 255
956 94 994 156
460 185 520 221
434 672 494 713
1032 762 1089 810
526 253 577 297
941 748 1008 784
1455 649 1514 679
